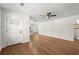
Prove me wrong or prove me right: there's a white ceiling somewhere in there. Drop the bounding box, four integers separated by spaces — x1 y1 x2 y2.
0 3 79 22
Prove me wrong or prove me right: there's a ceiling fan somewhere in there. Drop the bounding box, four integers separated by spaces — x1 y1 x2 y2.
40 12 56 19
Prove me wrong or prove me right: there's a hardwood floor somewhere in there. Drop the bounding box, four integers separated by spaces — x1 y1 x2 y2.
30 34 75 55
0 42 34 55
74 40 79 54
0 34 78 55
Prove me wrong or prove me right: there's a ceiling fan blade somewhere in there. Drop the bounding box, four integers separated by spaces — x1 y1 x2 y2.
40 13 46 16
40 15 46 17
47 15 56 19
50 15 56 17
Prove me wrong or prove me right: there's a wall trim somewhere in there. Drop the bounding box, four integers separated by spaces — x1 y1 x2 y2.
39 34 74 42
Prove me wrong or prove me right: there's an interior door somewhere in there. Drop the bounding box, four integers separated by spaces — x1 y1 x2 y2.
30 23 38 34
6 16 23 46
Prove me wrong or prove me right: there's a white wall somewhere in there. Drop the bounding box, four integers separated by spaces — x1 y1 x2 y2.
75 19 79 40
1 8 30 48
0 8 1 49
38 16 79 41
31 23 38 33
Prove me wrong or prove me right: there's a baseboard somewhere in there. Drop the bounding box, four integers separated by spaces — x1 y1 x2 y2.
1 38 30 49
1 40 30 49
39 34 74 42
